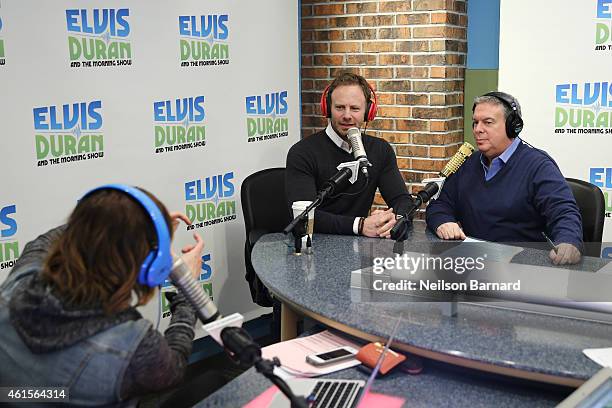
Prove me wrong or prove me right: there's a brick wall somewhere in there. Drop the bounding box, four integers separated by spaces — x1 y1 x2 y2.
300 0 467 212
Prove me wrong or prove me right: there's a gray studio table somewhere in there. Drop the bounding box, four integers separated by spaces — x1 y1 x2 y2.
196 223 612 407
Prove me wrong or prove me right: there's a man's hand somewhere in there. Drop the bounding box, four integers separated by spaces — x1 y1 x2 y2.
435 222 466 240
549 243 581 265
362 208 396 238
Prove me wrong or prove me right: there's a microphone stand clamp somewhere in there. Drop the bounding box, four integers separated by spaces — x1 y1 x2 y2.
254 357 309 408
336 160 361 184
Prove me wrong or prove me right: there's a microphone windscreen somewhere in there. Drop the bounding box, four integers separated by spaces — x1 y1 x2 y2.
169 257 220 324
439 143 475 177
347 127 367 160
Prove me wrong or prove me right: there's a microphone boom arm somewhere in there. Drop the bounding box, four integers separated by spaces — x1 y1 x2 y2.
283 196 322 235
391 143 474 242
390 182 440 242
283 160 362 235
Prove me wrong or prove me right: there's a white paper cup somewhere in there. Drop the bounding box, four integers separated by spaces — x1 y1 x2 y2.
291 200 314 250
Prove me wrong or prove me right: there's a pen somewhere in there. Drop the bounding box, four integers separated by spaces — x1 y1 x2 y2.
541 232 558 254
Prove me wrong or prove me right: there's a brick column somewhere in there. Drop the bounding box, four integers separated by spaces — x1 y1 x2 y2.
300 0 467 213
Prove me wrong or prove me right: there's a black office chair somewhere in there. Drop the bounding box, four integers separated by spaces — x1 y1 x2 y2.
566 178 605 257
241 168 292 306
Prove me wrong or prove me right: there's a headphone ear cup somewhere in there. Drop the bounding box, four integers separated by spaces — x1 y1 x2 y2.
320 85 331 118
365 85 377 122
139 251 156 285
366 98 377 122
505 115 524 138
513 116 524 137
364 101 372 122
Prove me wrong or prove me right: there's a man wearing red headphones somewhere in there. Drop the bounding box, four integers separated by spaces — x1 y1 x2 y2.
285 72 413 238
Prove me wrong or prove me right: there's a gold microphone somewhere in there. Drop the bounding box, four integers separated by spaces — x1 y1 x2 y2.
439 142 475 177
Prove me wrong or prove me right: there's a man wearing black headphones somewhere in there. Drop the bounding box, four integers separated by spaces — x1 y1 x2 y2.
426 92 583 265
285 72 413 238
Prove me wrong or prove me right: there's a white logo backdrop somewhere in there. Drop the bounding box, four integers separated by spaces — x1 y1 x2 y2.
0 0 300 336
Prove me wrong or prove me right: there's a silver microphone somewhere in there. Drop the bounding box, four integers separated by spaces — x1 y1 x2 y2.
169 256 220 324
169 258 265 373
347 127 371 177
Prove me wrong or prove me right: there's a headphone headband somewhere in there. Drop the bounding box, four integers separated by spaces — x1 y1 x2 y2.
81 184 172 287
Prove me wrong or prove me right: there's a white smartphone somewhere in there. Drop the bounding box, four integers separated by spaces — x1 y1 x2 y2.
305 346 358 366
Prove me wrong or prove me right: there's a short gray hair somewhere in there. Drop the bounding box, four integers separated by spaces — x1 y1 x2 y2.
473 93 522 121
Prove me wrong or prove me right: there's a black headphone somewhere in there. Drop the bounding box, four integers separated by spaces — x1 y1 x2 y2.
475 92 524 138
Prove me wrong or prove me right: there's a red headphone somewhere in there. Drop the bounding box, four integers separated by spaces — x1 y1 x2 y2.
320 80 378 123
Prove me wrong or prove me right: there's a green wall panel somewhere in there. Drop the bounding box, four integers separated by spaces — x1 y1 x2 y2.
463 69 498 146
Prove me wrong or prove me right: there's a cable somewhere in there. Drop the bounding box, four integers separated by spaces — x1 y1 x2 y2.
329 174 369 198
155 289 162 331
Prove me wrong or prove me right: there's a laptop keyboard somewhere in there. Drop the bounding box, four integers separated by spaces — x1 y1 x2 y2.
310 379 363 408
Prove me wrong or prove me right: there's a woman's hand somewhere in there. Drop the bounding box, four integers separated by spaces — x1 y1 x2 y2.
170 212 191 232
169 212 202 279
180 233 204 279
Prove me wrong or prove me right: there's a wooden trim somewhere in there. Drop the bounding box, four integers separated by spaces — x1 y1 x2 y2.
280 303 298 341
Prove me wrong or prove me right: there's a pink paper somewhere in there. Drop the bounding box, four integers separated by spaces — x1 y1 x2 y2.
358 391 405 408
243 385 278 408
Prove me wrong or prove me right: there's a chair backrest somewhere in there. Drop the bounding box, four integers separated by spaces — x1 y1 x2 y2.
241 168 291 239
241 168 291 306
566 178 605 257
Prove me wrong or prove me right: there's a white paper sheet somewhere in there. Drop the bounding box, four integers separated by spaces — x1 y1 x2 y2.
262 330 362 377
583 348 612 368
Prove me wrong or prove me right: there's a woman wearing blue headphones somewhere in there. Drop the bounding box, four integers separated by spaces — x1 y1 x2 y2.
0 185 204 406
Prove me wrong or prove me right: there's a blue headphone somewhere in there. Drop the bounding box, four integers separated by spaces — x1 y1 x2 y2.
82 184 172 287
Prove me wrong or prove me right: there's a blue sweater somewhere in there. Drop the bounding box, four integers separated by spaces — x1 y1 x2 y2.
426 141 583 247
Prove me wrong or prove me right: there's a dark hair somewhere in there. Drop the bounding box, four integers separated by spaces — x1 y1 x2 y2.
328 72 372 103
42 188 172 315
